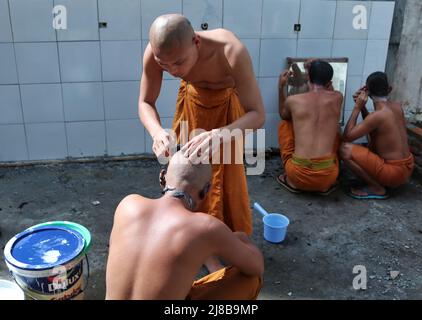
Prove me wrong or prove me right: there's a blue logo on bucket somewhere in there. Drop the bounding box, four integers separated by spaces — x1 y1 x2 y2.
13 259 84 295
4 226 86 299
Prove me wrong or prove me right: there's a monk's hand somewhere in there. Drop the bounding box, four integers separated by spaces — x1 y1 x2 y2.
152 128 174 160
181 129 224 163
304 58 316 72
355 91 368 109
353 86 366 102
279 70 291 89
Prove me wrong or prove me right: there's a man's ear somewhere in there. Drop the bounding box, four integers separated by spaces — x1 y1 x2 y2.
199 182 211 199
325 80 333 90
193 34 200 47
159 169 166 189
388 86 393 94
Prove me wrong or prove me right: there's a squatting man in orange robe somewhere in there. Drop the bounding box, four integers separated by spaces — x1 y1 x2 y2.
105 151 263 300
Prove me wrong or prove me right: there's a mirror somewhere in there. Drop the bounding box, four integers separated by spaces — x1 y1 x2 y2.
286 57 348 125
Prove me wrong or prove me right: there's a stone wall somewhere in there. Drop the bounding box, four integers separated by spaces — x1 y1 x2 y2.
407 124 422 179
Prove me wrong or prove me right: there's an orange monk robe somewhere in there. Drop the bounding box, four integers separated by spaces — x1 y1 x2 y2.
350 144 414 188
186 267 262 300
172 80 252 235
278 120 341 192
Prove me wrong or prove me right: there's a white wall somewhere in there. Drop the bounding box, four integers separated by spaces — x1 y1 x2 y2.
0 0 395 162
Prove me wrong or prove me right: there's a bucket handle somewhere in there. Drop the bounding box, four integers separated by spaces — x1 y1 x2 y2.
253 202 268 216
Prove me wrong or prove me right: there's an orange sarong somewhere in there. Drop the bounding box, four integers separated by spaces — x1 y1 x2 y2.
278 120 340 192
187 267 262 300
351 144 414 188
172 80 252 235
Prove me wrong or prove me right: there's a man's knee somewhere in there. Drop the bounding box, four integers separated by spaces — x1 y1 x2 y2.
339 142 353 160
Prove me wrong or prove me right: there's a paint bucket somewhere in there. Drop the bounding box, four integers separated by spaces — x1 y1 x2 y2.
26 221 92 254
4 226 89 300
253 202 290 243
0 279 25 300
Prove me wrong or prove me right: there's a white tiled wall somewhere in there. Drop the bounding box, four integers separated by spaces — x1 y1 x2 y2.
0 0 395 162
0 0 12 42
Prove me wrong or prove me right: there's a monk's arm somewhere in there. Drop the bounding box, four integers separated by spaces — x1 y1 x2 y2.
278 70 292 120
223 37 265 133
138 45 164 139
207 219 264 277
343 110 380 142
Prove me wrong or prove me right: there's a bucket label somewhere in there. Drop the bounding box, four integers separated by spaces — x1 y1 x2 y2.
14 260 83 297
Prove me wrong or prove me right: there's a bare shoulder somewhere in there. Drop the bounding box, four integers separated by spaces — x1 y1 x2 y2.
142 42 160 69
191 211 227 237
211 29 247 66
115 194 150 221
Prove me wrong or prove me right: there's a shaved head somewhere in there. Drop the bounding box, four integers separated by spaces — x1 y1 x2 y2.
165 151 212 192
149 14 194 53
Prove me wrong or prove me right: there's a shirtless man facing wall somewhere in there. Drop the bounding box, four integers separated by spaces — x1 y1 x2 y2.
105 151 263 300
277 60 343 194
341 72 414 199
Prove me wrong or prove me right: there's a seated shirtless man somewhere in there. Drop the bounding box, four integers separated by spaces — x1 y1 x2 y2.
105 151 263 300
340 72 414 199
277 59 343 194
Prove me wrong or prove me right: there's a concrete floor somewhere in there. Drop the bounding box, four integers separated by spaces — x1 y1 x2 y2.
0 156 421 300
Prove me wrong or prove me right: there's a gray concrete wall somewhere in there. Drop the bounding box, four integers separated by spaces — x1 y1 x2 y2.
388 0 422 123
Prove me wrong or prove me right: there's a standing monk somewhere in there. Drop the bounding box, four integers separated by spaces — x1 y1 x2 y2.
138 14 265 271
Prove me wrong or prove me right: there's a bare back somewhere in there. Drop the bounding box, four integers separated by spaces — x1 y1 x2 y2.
287 90 342 158
371 102 410 160
106 195 215 299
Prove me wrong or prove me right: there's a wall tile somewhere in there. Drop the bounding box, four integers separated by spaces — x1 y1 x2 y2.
54 0 99 41
26 122 67 160
0 0 12 42
261 0 300 38
15 42 60 84
62 82 104 121
344 75 363 111
263 112 280 148
297 39 332 58
101 41 142 81
99 0 141 40
363 39 389 78
66 121 106 157
20 84 64 123
141 0 182 39
103 81 139 120
59 42 102 82
223 0 262 38
334 1 371 39
106 119 145 155
368 1 395 40
0 124 28 161
259 39 296 77
183 0 222 31
10 0 56 42
0 43 18 84
0 85 22 124
299 0 336 39
332 39 366 76
259 77 279 114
